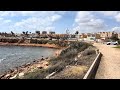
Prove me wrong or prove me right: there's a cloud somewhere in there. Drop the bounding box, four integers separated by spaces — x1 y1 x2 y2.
99 11 120 23
72 11 106 33
0 11 66 17
98 11 120 23
0 18 11 25
98 11 119 16
0 11 67 33
12 12 64 33
115 13 120 22
112 27 120 32
75 11 94 23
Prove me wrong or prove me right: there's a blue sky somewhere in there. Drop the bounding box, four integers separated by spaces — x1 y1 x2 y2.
0 11 120 34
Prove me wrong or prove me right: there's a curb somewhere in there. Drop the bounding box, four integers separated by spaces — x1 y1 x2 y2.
83 52 102 79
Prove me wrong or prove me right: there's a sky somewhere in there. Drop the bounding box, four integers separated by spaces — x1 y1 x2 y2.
0 11 120 34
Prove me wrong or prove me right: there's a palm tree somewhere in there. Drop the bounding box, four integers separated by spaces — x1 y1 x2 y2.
11 31 15 37
22 31 25 35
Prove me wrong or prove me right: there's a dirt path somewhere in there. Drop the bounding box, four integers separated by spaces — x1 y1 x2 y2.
93 43 120 79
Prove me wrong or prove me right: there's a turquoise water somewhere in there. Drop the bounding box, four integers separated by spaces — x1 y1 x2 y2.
0 46 56 74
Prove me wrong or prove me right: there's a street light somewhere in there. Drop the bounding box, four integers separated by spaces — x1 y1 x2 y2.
75 31 79 41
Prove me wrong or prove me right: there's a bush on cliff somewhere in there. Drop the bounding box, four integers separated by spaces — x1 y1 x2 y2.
0 38 19 43
22 41 93 79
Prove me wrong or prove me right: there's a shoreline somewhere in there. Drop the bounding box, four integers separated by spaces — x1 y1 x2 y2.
0 43 65 79
0 57 50 79
0 42 66 49
0 51 62 79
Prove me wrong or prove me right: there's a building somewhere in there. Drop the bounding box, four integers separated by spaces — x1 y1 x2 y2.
49 31 55 34
80 33 87 38
95 33 101 39
35 31 40 35
42 31 47 34
98 32 108 39
86 33 96 41
118 33 120 39
97 31 118 40
70 34 76 38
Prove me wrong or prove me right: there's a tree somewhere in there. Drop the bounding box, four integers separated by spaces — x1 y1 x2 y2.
22 31 25 35
110 34 119 41
11 31 15 36
35 31 40 35
75 31 79 34
26 31 28 35
25 31 29 37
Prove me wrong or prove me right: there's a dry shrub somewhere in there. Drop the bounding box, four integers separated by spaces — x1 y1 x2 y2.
82 49 96 56
50 65 88 79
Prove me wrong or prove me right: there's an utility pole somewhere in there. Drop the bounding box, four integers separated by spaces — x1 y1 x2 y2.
66 28 70 45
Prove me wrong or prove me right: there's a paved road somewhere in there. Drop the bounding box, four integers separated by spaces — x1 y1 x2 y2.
94 43 120 79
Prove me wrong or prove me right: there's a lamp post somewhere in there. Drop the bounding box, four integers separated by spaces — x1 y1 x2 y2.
75 31 79 41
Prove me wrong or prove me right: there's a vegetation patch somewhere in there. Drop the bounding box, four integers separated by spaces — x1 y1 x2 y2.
50 66 88 79
20 42 97 79
113 45 120 48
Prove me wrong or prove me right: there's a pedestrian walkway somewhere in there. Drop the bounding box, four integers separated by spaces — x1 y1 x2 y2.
94 43 120 79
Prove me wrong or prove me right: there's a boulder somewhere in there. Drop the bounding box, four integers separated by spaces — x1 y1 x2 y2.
9 74 17 79
18 72 24 77
0 74 5 79
4 74 11 78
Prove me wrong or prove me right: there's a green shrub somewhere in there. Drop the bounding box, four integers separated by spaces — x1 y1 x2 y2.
23 69 47 79
61 49 78 58
30 39 37 44
0 38 19 43
41 40 49 44
82 49 96 56
22 41 94 79
118 39 120 44
60 42 91 56
46 62 65 73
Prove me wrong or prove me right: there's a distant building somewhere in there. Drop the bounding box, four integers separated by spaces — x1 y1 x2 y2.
95 33 101 39
86 33 96 41
80 33 87 38
70 34 76 38
42 31 47 34
49 31 55 34
97 31 118 40
118 33 120 39
35 31 40 35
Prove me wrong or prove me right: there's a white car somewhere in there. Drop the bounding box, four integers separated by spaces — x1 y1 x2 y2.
107 41 118 45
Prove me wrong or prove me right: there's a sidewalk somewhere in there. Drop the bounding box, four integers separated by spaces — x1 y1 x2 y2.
94 43 120 79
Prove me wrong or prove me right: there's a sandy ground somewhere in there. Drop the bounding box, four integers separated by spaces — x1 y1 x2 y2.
94 43 120 79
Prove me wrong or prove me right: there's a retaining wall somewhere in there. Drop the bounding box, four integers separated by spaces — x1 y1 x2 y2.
83 52 102 79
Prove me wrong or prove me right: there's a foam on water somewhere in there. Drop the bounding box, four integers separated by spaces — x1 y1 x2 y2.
0 58 6 63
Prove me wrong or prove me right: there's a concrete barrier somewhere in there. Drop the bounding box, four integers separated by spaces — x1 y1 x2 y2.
83 52 102 79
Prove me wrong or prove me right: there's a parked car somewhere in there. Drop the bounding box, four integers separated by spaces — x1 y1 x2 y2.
107 41 118 45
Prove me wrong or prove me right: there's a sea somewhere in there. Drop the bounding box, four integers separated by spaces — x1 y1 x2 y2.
0 46 56 74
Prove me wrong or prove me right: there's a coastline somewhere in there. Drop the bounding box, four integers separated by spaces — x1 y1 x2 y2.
0 58 50 79
0 50 63 79
0 43 65 79
0 42 65 49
